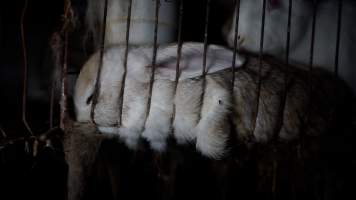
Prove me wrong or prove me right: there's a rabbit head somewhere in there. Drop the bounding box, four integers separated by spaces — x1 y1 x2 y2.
223 0 313 55
224 0 356 94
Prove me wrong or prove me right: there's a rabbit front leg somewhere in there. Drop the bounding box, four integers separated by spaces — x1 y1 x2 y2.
119 78 150 149
174 78 203 145
142 79 174 152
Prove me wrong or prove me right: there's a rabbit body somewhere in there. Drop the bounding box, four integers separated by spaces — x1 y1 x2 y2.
74 43 351 159
74 43 245 158
224 0 356 93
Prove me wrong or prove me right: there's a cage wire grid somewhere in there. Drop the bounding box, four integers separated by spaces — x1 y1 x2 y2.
0 0 346 161
0 0 350 199
0 0 346 169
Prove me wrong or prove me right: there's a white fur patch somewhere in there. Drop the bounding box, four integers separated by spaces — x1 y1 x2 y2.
142 79 174 151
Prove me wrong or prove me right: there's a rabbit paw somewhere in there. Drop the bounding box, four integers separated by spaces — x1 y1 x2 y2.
118 127 141 150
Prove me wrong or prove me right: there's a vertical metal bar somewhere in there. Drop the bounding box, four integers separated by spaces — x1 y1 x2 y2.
144 0 161 125
201 0 211 77
298 0 318 163
90 0 109 124
252 0 267 133
20 0 33 136
302 1 318 129
231 0 240 90
285 0 292 67
170 0 184 131
118 0 133 127
272 3 293 198
309 2 317 70
274 0 293 139
334 0 343 76
175 0 184 85
197 0 211 122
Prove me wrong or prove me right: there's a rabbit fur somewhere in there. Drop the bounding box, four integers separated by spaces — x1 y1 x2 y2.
224 0 356 94
74 42 245 158
74 42 352 159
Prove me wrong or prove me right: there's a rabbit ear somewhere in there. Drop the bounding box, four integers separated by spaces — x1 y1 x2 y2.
152 42 246 81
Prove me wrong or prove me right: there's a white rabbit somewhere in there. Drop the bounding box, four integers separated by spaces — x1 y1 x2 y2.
74 42 246 158
224 0 356 93
85 0 177 47
75 41 354 159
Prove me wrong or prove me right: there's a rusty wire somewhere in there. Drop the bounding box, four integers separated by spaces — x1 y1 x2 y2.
118 0 133 127
252 0 267 134
20 0 34 136
231 0 241 91
90 0 109 125
144 0 161 127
